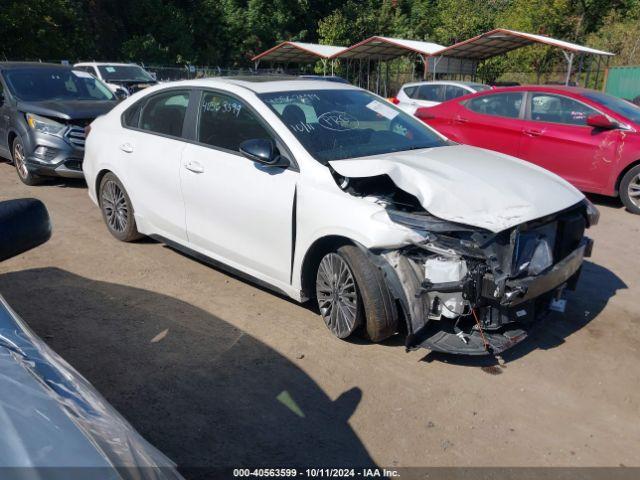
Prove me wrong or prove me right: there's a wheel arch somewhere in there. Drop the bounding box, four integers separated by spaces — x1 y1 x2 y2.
299 235 355 300
95 169 114 204
615 159 640 194
7 130 17 154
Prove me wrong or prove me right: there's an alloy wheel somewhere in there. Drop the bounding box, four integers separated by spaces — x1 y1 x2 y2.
316 253 359 338
628 173 640 208
101 180 129 233
14 142 28 179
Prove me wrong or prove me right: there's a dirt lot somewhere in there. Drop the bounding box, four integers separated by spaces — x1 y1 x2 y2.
0 162 639 473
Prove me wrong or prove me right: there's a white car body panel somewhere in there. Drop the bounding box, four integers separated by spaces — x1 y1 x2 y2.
329 145 584 233
119 130 188 242
180 142 297 284
83 78 585 304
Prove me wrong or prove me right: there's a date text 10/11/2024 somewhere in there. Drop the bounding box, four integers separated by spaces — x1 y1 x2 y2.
233 468 400 478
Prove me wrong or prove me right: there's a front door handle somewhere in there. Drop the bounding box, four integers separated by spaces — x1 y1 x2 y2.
453 116 468 124
119 143 134 153
523 128 544 137
184 160 204 174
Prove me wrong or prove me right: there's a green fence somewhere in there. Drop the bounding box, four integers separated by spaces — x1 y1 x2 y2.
605 66 640 101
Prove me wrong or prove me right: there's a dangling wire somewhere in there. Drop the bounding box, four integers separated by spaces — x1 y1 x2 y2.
472 308 490 352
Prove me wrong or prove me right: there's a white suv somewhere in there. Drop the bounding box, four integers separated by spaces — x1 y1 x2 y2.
393 81 492 114
73 62 157 97
83 78 597 356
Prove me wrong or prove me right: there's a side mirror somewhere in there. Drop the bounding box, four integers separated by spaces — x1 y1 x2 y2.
239 139 289 168
587 114 618 130
0 199 51 262
114 89 129 101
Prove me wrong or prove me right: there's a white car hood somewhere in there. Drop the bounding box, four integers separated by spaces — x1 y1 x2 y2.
329 145 584 233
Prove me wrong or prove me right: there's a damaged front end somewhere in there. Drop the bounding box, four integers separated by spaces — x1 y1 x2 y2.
341 173 598 355
383 205 595 355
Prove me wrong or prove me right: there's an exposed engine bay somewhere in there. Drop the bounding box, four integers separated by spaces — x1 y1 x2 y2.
334 172 597 355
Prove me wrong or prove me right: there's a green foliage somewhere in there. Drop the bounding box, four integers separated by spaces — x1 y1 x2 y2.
0 0 638 71
587 10 640 66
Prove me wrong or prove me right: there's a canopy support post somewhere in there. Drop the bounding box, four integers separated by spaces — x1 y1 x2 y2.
420 54 429 80
432 55 443 80
603 55 611 91
576 54 584 86
562 51 574 86
594 55 602 89
385 60 389 97
584 57 593 88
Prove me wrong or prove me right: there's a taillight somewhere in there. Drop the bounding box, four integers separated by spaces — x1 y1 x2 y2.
388 97 400 105
84 124 92 137
415 107 435 121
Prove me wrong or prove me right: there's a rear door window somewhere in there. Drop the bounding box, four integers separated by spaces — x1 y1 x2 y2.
529 93 598 126
402 86 418 98
197 91 273 152
122 101 143 128
138 90 189 137
416 84 445 102
444 85 467 101
465 92 524 118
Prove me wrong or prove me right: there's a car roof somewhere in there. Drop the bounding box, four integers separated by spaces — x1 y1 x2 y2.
74 62 140 67
402 80 487 88
482 85 599 96
0 62 71 70
146 77 359 93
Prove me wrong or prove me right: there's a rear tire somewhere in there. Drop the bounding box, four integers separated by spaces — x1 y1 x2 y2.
620 165 640 215
99 172 143 242
12 135 41 186
315 245 397 342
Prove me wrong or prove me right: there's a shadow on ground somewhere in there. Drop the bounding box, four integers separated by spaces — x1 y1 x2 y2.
0 268 374 476
421 260 627 367
586 192 625 210
0 161 88 189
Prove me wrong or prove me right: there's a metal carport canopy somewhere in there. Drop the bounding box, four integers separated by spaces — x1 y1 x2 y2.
430 28 613 84
432 28 613 60
333 36 445 60
251 42 347 63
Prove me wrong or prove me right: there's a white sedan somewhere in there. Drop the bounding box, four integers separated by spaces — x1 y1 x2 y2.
83 78 597 355
392 80 492 114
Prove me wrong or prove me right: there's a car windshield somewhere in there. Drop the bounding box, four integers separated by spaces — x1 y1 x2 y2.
4 68 115 102
98 65 154 82
259 89 446 162
583 91 640 124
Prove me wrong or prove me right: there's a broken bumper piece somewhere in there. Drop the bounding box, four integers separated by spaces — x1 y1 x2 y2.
405 238 592 356
492 238 591 306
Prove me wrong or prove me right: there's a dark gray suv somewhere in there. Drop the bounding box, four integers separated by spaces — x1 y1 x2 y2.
0 62 118 185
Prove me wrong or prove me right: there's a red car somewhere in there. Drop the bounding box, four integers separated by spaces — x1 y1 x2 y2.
417 86 640 214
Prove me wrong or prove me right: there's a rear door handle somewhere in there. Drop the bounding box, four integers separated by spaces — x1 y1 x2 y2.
523 128 544 137
119 143 133 153
184 160 204 174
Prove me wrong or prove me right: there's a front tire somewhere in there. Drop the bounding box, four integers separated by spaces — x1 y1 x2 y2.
315 246 397 342
620 165 640 215
99 173 143 241
12 135 41 185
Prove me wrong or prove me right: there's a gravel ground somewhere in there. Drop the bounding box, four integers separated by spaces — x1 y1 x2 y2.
0 161 638 474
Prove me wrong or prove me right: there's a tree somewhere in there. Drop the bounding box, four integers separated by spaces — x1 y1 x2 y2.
0 0 85 61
